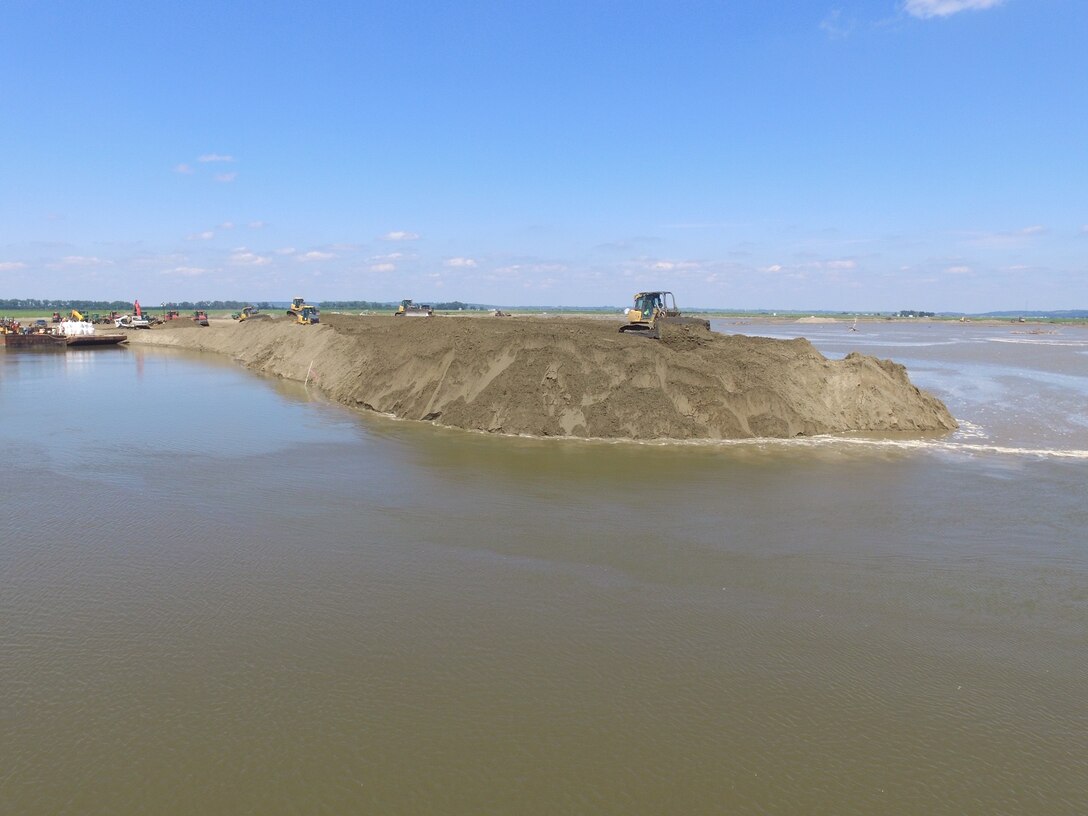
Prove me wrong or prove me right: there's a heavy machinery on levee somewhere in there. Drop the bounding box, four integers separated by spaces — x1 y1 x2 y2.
393 299 434 317
286 296 320 325
619 291 709 339
232 305 271 322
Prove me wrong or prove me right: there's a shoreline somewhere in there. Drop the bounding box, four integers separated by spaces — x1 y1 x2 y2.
119 313 957 441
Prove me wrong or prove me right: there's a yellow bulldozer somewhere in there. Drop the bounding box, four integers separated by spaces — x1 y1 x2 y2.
393 299 433 317
286 297 320 324
619 291 709 339
234 305 271 322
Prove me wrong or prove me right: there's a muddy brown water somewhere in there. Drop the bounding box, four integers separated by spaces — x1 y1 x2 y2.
2 323 1086 814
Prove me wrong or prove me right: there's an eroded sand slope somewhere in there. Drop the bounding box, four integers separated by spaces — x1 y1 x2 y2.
124 314 957 439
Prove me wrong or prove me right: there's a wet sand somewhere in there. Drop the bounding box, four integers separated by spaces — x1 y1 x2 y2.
120 313 956 439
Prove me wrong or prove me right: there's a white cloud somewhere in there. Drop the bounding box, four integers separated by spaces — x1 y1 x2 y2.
187 230 215 241
639 258 701 273
820 9 855 38
60 256 112 267
161 266 209 277
229 250 271 266
443 257 478 268
299 251 336 262
198 153 235 163
903 0 1003 19
964 225 1048 248
370 262 396 273
490 262 568 279
215 172 238 183
174 163 194 174
1080 224 1088 234
0 261 27 271
275 247 297 255
381 230 420 241
218 221 235 230
945 265 973 275
248 221 266 229
825 259 857 270
369 252 405 262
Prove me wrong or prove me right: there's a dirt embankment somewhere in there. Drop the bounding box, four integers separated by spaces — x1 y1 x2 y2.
122 314 957 440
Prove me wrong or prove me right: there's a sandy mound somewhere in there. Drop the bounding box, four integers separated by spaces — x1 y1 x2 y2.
124 314 957 440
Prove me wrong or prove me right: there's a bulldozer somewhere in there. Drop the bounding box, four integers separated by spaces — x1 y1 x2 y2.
233 305 271 322
618 291 709 339
393 299 433 317
286 297 320 324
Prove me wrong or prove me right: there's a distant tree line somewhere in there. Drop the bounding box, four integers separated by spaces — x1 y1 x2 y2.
897 310 935 318
320 300 488 311
0 299 274 311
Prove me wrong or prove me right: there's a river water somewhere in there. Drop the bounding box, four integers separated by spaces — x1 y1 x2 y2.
2 321 1086 814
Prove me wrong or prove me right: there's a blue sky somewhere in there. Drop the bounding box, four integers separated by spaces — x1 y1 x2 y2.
1 0 1085 310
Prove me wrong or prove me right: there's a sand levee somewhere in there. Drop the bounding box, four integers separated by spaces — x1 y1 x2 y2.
122 314 957 439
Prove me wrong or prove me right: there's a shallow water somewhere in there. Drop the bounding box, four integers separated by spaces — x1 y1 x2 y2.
2 326 1086 814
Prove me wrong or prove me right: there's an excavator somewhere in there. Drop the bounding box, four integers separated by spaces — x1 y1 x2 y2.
618 291 709 339
286 296 320 324
393 299 433 317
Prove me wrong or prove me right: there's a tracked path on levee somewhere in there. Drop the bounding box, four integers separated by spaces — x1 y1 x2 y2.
121 314 957 440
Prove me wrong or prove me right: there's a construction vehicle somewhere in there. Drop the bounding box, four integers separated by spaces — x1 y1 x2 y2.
164 310 180 320
285 297 320 324
192 310 210 326
52 311 62 323
233 305 271 322
292 305 320 325
393 299 434 317
69 309 86 322
115 314 150 329
618 291 709 339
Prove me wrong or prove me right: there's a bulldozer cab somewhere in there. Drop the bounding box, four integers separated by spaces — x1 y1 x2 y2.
620 290 707 339
296 305 320 324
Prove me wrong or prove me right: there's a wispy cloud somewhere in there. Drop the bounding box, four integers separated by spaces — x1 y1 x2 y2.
248 221 266 229
174 163 194 174
903 0 1003 19
962 225 1047 248
825 259 857 270
0 261 27 271
299 251 336 262
187 230 215 241
275 247 297 255
218 221 235 230
198 153 235 163
161 266 209 277
381 230 420 241
214 172 238 183
945 265 973 275
443 257 477 268
59 256 113 267
228 249 271 266
820 8 856 38
370 262 396 272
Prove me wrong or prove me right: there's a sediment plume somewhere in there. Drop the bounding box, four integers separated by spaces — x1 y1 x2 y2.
122 314 957 440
